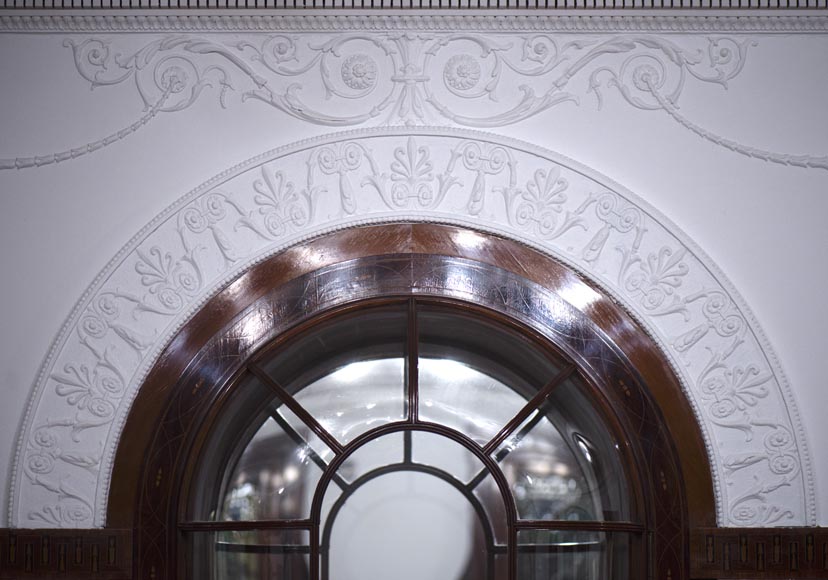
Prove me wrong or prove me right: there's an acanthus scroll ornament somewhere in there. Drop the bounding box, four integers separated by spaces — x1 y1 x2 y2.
2 31 827 172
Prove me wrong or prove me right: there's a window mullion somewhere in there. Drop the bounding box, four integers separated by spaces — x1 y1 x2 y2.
482 364 576 456
406 297 419 423
248 364 344 456
269 409 348 490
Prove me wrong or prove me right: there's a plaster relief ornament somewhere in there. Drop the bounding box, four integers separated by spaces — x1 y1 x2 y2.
443 54 482 92
341 54 378 92
1 26 827 171
10 128 815 529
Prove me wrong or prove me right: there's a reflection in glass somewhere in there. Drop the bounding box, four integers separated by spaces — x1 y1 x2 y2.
188 530 310 580
412 430 485 484
470 473 509 546
261 307 408 444
495 379 628 522
517 530 630 580
419 357 525 445
418 307 563 445
219 416 324 522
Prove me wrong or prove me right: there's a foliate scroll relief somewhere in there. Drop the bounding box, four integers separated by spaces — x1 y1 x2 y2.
12 129 812 529
2 32 826 171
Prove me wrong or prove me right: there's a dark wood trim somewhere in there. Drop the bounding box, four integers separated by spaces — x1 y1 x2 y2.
690 527 828 579
178 520 313 532
4 525 825 578
0 528 131 579
512 520 646 533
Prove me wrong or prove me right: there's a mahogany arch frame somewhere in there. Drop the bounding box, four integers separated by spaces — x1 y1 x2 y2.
108 223 715 580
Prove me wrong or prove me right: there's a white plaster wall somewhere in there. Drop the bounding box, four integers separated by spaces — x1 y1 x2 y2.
0 15 826 525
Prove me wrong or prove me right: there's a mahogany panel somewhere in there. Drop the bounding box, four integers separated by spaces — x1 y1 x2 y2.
690 527 828 579
0 528 131 579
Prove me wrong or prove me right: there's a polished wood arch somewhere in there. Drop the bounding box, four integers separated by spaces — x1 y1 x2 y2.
107 223 715 580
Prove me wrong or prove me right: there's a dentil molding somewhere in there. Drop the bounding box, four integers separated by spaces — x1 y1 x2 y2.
1 22 827 170
2 13 828 33
9 127 815 529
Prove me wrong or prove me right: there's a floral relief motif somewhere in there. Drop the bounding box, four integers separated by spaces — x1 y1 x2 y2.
618 246 691 318
4 31 827 172
696 348 800 527
388 137 436 209
341 54 378 92
12 130 811 529
501 167 586 240
443 54 482 93
243 167 318 238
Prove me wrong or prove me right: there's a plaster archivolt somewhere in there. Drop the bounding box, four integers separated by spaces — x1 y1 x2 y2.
9 127 815 529
2 27 827 171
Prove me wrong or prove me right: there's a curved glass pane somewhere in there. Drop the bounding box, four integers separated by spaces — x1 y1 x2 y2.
219 415 324 522
412 431 484 484
187 530 310 580
494 379 629 521
517 530 634 580
419 357 525 446
418 306 564 445
260 306 407 444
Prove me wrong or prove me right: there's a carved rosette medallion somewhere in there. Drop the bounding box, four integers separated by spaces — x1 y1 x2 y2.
443 54 482 92
341 54 378 91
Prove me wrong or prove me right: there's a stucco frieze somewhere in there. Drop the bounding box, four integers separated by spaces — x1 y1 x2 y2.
2 29 826 172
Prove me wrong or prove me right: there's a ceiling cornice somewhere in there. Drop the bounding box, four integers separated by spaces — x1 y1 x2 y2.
1 11 828 33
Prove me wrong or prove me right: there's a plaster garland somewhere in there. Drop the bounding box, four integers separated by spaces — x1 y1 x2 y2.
9 127 815 530
1 28 827 172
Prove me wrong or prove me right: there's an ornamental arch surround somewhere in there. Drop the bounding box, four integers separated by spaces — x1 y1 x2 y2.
118 226 703 580
9 127 815 530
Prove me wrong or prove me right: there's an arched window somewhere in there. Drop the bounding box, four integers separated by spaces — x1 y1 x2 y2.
186 299 633 580
115 224 713 580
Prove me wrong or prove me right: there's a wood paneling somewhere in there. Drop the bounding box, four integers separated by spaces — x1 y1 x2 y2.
690 527 828 579
0 529 131 579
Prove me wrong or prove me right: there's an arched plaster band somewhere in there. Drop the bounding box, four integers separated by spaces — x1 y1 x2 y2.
8 126 814 529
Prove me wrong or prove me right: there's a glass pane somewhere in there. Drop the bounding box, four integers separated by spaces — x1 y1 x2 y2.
274 404 337 466
325 471 486 580
419 357 525 445
319 431 503 580
219 415 324 522
336 432 403 485
517 530 631 580
494 379 629 521
412 430 485 484
261 306 407 444
471 473 509 546
188 530 309 580
418 306 563 445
